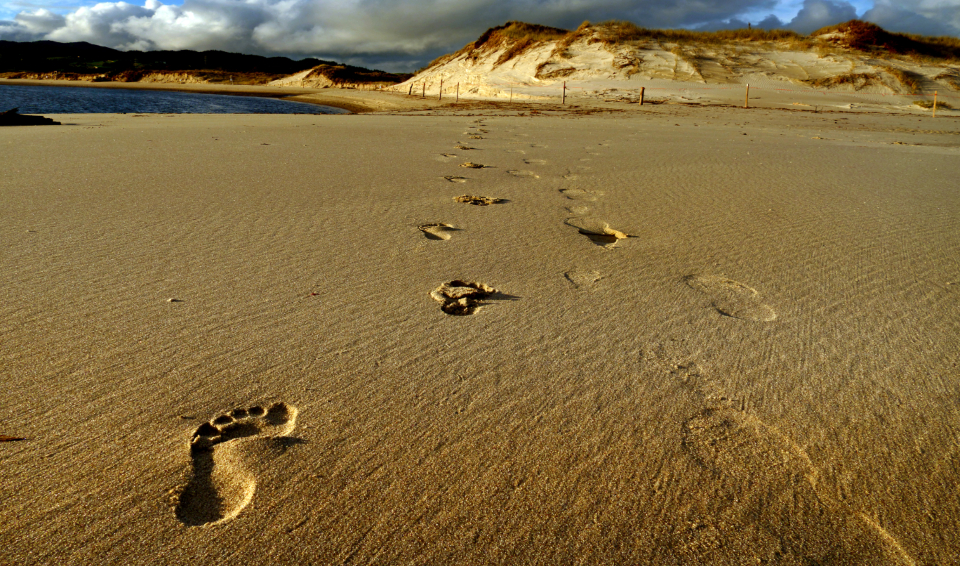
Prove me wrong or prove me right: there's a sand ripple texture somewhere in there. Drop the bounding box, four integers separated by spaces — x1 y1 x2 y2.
1 108 958 565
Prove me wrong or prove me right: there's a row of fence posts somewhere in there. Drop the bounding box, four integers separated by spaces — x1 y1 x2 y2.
405 80 943 116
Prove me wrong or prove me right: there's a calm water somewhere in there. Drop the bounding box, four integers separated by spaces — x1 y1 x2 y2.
0 84 349 115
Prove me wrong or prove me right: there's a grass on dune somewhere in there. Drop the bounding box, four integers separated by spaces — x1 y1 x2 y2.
813 20 960 61
805 72 881 90
424 18 960 73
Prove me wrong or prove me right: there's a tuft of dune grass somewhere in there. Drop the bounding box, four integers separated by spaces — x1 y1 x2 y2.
805 72 881 90
914 99 953 109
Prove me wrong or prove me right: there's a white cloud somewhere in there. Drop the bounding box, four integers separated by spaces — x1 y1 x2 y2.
863 0 960 36
785 0 858 33
14 8 64 32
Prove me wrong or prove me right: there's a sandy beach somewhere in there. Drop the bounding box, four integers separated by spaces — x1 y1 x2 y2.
1 93 959 564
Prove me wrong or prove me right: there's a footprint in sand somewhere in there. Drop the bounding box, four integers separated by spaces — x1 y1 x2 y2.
530 143 547 148
435 153 458 162
505 149 526 154
454 195 504 206
175 402 298 526
682 407 916 565
683 274 776 322
565 217 632 247
419 223 458 241
507 170 539 178
431 280 497 316
523 158 547 165
564 270 601 289
460 162 486 169
443 175 467 183
455 144 478 151
560 188 603 201
566 205 591 216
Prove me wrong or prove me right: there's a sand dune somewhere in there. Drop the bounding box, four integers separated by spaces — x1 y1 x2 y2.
388 21 960 115
1 98 959 564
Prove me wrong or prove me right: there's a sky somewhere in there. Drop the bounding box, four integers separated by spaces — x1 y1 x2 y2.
2 0 959 72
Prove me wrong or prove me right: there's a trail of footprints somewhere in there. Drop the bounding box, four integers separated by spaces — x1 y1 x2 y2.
425 119 505 315
645 344 915 564
555 139 909 559
170 123 910 561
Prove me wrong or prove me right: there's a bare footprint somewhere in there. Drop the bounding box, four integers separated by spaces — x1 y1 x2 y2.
682 407 915 565
565 217 633 247
443 175 467 183
566 205 591 216
523 158 547 165
683 275 776 322
435 153 458 162
431 280 497 315
560 189 603 201
175 402 298 526
507 170 539 178
564 270 601 289
454 195 504 206
419 223 458 241
460 162 486 169
455 144 477 151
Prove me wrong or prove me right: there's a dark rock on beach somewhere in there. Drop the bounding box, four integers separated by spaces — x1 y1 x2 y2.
1 108 60 126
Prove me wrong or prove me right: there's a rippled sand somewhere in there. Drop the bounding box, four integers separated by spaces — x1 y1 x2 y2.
1 102 957 564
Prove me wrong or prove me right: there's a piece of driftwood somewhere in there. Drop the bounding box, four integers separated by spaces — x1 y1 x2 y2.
0 108 60 126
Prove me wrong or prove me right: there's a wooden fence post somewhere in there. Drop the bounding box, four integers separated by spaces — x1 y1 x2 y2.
639 86 645 106
744 84 750 108
408 83 413 95
456 83 460 103
562 81 566 104
439 78 443 101
933 90 938 118
422 81 425 99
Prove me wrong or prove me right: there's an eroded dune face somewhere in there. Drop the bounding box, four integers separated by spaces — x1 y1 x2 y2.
387 22 957 104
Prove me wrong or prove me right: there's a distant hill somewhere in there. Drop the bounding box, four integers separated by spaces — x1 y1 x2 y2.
0 40 410 86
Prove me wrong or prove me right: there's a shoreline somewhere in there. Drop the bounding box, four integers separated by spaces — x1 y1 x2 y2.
0 78 443 113
3 76 956 118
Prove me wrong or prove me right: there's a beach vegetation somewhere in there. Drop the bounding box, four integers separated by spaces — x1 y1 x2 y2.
914 99 954 109
448 21 569 67
805 72 881 90
813 20 960 61
587 21 806 47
